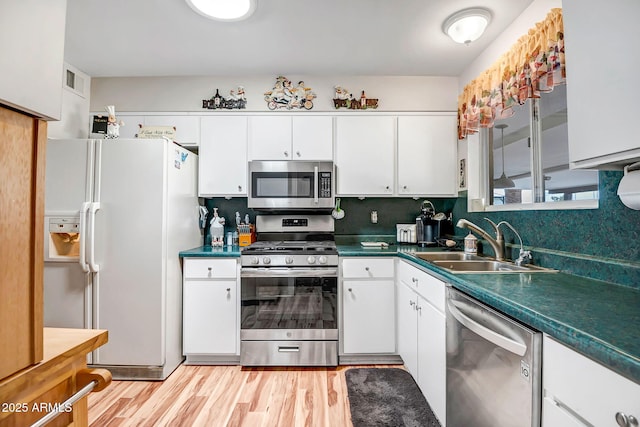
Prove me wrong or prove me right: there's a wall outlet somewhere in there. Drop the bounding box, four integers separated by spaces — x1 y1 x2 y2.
371 210 378 224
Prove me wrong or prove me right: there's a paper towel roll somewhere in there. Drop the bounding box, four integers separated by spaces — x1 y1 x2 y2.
617 165 640 210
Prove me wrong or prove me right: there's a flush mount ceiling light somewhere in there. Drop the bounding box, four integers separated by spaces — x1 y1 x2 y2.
442 7 492 45
186 0 257 22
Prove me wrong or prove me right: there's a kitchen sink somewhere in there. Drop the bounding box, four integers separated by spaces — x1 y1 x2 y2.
414 252 484 262
430 259 557 273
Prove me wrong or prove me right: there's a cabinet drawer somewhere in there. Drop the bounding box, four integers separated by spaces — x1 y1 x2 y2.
543 335 640 427
397 260 445 313
183 258 237 279
342 258 394 278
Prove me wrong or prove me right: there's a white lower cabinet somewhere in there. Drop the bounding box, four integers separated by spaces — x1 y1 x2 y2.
396 259 446 426
182 258 239 361
341 257 395 354
542 335 640 427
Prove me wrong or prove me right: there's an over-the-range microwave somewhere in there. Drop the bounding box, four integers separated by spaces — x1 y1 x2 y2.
247 160 334 210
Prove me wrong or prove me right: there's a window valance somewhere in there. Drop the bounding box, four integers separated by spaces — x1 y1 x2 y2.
457 8 564 139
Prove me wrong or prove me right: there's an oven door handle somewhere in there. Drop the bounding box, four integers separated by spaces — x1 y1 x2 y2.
241 268 338 278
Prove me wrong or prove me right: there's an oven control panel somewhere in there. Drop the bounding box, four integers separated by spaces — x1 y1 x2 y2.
241 254 338 267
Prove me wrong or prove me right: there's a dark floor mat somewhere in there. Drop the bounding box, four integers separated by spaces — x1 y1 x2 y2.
345 368 442 427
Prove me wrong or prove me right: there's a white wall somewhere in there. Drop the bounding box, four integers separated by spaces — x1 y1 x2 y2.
47 64 92 139
89 75 458 113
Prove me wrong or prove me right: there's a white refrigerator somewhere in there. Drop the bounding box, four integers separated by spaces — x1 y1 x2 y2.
43 138 201 380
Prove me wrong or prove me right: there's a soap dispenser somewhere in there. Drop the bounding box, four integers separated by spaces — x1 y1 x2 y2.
464 232 478 254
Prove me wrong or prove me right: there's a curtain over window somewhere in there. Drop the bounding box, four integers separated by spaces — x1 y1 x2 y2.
458 8 564 140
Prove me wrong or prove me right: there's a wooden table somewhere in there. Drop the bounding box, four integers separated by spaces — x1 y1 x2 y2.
0 328 110 427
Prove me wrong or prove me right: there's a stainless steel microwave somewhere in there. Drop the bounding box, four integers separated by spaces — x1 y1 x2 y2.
248 161 334 210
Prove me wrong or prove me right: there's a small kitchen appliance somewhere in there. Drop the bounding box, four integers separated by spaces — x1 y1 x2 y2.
396 224 417 244
240 214 338 367
416 200 438 247
247 160 334 210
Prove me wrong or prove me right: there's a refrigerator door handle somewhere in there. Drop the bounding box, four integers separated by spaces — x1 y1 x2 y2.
79 202 91 272
88 202 101 273
447 299 527 356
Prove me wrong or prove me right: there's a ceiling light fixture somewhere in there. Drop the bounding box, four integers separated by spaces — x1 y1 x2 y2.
494 124 516 189
442 8 491 45
186 0 257 22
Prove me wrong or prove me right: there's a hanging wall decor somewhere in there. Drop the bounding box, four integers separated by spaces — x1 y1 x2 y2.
202 86 247 109
263 76 316 110
332 86 378 109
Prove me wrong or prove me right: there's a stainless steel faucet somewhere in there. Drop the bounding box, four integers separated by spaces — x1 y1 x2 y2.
456 218 505 260
497 221 532 266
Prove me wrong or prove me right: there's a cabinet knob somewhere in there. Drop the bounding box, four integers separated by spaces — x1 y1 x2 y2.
412 277 418 283
226 288 231 292
238 185 242 192
296 151 301 157
365 267 370 271
284 151 289 157
616 412 639 427
403 185 408 190
385 186 390 191
416 305 422 314
348 288 353 292
409 300 415 307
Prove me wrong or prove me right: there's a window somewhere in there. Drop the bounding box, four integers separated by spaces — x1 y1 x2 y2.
480 85 599 211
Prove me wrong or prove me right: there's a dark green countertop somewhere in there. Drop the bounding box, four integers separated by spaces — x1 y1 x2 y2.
180 245 242 257
340 244 640 385
179 243 640 385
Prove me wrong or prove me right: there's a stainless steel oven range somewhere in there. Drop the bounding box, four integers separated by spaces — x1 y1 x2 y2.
240 215 338 366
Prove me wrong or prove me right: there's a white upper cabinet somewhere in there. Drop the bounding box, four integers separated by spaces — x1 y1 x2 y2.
397 115 457 196
0 1 66 120
335 115 395 196
248 115 333 160
199 116 248 197
564 0 640 169
292 116 333 160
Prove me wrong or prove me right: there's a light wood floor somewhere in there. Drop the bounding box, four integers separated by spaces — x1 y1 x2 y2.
88 364 398 427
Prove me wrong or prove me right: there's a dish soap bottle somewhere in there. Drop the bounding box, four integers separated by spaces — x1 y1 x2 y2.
209 207 226 246
464 232 478 254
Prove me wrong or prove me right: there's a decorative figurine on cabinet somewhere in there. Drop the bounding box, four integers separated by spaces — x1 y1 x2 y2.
202 86 247 109
105 105 124 139
264 76 316 110
332 86 378 109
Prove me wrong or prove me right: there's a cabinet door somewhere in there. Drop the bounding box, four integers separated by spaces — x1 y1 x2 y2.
144 115 200 146
335 116 395 195
564 1 640 168
292 116 333 160
396 280 418 376
542 397 587 427
417 296 446 426
543 335 640 427
183 280 237 354
0 107 45 379
342 280 395 354
199 116 248 197
397 115 457 196
248 116 292 160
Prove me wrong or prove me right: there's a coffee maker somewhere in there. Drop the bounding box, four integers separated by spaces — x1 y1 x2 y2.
416 200 439 247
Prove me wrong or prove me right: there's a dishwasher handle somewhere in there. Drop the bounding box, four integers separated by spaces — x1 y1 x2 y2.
447 299 527 356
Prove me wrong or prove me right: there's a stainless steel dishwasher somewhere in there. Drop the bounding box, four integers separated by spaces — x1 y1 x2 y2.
446 287 542 427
